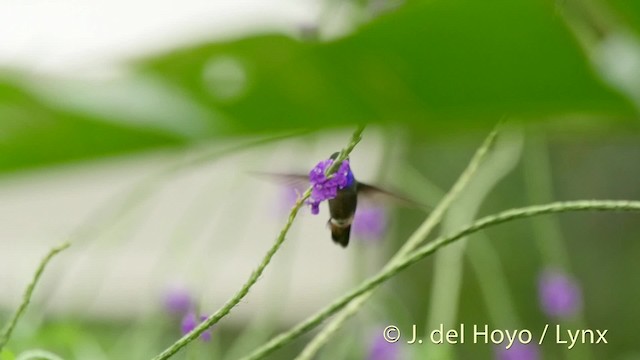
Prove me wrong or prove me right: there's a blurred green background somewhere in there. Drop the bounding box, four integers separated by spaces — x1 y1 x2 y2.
1 0 640 359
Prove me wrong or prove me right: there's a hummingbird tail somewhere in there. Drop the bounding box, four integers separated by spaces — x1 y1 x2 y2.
330 223 351 248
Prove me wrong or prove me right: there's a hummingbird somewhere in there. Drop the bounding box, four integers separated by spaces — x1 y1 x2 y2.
324 152 421 247
325 152 358 247
257 152 421 248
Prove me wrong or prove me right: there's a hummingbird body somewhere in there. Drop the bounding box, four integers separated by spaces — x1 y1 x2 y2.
327 179 358 247
324 152 358 247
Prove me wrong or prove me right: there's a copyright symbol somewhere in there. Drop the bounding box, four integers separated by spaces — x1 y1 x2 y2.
383 325 400 343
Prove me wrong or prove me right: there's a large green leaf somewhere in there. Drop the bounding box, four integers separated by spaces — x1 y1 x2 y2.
607 0 640 35
142 0 635 133
0 81 185 175
1 0 637 176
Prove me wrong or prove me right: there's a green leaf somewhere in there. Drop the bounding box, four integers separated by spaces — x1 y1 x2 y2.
0 81 186 175
1 0 636 176
0 349 16 360
142 0 635 133
607 0 640 34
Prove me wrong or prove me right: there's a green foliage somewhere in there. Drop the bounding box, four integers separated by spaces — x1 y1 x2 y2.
2 1 640 359
0 81 185 175
1 0 638 176
608 0 640 34
141 0 633 133
0 349 15 360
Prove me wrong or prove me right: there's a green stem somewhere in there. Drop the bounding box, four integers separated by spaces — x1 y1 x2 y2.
524 135 571 267
524 134 593 360
243 200 640 360
294 127 499 360
466 233 522 328
393 128 499 262
150 126 365 360
423 129 522 360
0 242 70 351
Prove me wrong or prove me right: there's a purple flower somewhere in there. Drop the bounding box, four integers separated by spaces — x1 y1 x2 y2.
163 285 193 315
538 269 582 319
353 207 387 242
495 341 539 360
368 334 399 360
181 312 213 342
307 158 353 215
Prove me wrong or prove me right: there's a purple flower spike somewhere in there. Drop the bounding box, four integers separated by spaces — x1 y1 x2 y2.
163 285 193 315
307 158 353 215
538 269 582 319
181 312 213 342
353 207 387 242
368 333 400 360
495 341 539 360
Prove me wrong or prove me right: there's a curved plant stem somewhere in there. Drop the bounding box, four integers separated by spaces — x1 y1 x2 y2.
295 127 499 360
0 242 70 351
243 200 640 360
524 134 593 360
423 129 522 360
151 126 365 360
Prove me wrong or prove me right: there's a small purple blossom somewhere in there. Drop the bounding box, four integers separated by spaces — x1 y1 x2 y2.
353 207 387 242
368 333 399 360
495 341 539 360
181 312 213 342
162 285 193 315
538 269 582 319
307 158 353 215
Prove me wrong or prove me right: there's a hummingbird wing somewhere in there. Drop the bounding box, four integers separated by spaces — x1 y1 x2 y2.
356 182 428 210
252 172 427 210
251 172 309 190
